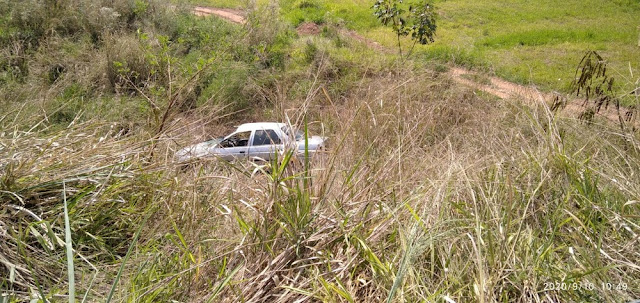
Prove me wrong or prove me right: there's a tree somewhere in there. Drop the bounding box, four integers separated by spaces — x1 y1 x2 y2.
372 0 437 58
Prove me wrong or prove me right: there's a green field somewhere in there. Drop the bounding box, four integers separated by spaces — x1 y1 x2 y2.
192 0 640 93
427 0 640 91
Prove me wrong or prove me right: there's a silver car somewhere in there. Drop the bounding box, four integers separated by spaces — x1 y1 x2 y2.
175 122 326 162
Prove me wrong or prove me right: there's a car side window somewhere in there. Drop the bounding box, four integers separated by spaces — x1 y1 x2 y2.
220 131 251 148
253 129 281 146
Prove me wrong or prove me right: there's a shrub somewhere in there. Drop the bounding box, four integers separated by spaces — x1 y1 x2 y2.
245 1 293 69
0 41 29 81
105 34 154 93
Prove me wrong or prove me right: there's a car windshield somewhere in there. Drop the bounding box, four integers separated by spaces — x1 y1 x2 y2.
205 138 222 145
281 126 304 141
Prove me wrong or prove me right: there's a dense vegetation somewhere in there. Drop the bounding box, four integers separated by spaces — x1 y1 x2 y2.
1 0 639 302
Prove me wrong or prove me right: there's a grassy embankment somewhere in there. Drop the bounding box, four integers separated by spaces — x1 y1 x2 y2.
197 0 640 95
1 0 640 302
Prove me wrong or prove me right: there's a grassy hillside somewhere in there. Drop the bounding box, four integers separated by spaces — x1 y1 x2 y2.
1 0 640 302
426 0 640 91
196 0 640 94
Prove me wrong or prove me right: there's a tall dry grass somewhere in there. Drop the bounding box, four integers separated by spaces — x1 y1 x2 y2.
1 1 639 300
2 60 639 302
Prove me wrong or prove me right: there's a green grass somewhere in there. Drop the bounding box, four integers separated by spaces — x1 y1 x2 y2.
367 0 640 92
418 0 640 91
185 0 378 29
185 0 640 94
279 0 378 29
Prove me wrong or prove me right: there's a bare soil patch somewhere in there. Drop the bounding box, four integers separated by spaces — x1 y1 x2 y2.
193 6 246 24
296 22 321 35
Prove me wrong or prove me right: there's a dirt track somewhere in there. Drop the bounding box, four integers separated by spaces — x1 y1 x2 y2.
194 6 634 128
193 7 246 24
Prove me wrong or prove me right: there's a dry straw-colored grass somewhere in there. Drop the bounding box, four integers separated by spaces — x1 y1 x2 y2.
2 62 639 302
1 1 639 298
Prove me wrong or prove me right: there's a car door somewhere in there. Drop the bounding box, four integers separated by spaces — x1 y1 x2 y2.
215 130 252 161
248 129 284 161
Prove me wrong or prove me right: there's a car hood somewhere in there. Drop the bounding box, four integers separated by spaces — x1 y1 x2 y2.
175 138 222 162
296 135 326 149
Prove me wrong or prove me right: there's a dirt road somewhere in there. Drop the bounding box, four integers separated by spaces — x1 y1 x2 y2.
193 7 246 24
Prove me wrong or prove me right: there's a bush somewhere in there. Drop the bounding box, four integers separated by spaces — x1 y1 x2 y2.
244 1 293 69
105 34 154 93
0 41 29 81
0 0 180 48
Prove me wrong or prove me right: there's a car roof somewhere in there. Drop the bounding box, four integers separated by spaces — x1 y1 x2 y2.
235 122 286 133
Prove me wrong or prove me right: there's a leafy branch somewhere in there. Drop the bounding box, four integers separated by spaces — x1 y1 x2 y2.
372 0 437 58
